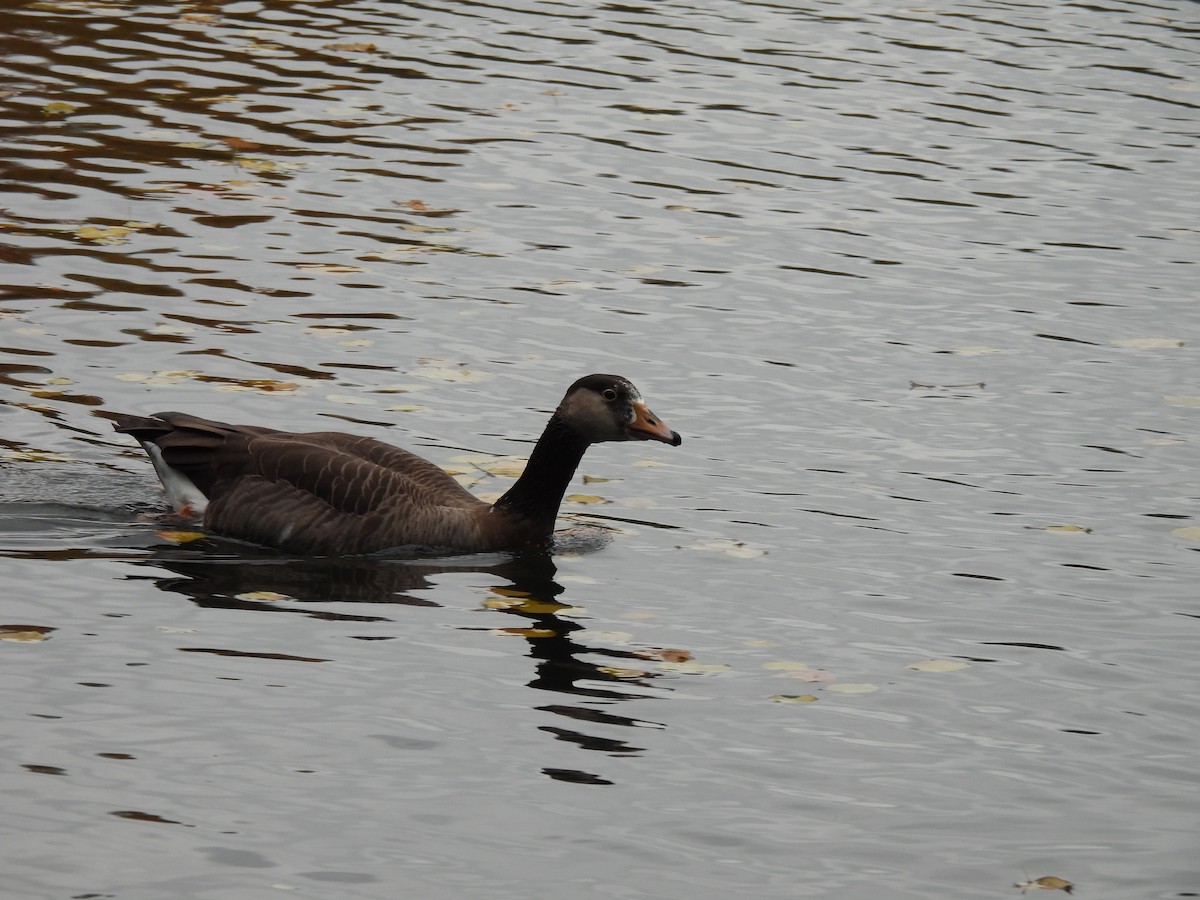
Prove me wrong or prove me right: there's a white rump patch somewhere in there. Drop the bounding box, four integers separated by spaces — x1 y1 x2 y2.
143 441 208 517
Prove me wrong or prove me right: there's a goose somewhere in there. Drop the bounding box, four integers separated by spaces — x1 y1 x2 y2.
112 374 681 555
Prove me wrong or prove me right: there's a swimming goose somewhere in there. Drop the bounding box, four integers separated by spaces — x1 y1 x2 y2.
112 374 681 555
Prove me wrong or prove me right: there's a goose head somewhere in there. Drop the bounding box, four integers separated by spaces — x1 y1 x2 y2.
556 374 682 446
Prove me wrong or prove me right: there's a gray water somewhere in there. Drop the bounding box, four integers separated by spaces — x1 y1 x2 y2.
2 1 1198 898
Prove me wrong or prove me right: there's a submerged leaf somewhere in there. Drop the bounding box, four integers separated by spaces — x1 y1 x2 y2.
826 682 879 694
907 659 969 673
234 591 292 603
155 530 206 544
566 493 609 505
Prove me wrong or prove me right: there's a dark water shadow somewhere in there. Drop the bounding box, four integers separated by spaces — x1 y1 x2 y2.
0 496 669 781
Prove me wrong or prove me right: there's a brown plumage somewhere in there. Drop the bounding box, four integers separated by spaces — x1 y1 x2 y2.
111 374 681 555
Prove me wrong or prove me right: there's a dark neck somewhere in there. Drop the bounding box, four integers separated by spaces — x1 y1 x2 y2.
492 413 591 533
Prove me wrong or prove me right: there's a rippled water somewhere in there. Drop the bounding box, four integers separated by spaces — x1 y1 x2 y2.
2 1 1198 898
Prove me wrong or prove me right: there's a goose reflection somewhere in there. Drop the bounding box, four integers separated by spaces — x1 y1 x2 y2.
136 538 667 779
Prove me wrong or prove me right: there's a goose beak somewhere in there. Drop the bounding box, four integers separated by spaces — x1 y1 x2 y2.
627 402 682 446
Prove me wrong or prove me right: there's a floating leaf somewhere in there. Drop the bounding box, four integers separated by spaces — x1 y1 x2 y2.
947 345 1009 355
383 404 427 413
597 665 651 679
1170 526 1200 542
413 366 494 383
770 694 818 703
683 538 765 558
323 42 377 52
566 493 609 505
235 591 292 603
633 648 693 663
44 377 73 386
1110 338 1183 349
658 660 730 675
1163 395 1200 408
763 661 835 682
492 627 556 639
582 475 617 484
907 659 969 673
1043 524 1092 534
76 225 132 245
155 530 206 544
0 630 47 642
296 263 363 274
43 101 77 116
826 682 879 694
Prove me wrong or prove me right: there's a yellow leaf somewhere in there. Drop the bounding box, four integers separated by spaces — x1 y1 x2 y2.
322 42 377 53
76 225 132 245
566 494 609 505
1110 338 1183 349
492 627 556 639
383 404 427 413
3 449 73 462
1163 395 1200 408
234 591 292 602
658 660 730 675
0 631 47 642
1170 526 1200 542
684 538 765 558
948 345 1009 355
597 665 651 679
582 475 616 484
763 661 834 682
907 659 969 673
43 101 77 116
826 683 879 694
769 694 818 703
413 367 494 383
155 530 206 544
296 263 363 274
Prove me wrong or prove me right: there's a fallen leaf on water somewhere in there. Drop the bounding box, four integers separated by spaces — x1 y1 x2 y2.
43 101 78 116
947 345 1010 355
825 682 879 694
634 648 693 663
566 494 609 505
683 538 766 558
770 694 818 703
413 366 494 383
76 225 132 245
323 42 377 52
235 591 292 603
1163 395 1200 408
1014 875 1073 894
384 404 427 413
907 659 969 673
1041 524 1092 534
658 660 730 675
4 449 74 462
582 475 617 484
155 530 206 544
597 665 651 679
763 661 835 682
1110 337 1183 349
1170 526 1200 542
492 627 556 639
0 625 50 642
296 263 363 274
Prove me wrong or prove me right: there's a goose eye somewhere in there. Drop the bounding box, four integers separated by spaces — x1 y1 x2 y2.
602 388 618 401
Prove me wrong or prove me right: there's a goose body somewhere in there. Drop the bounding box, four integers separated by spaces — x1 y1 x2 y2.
112 374 681 555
